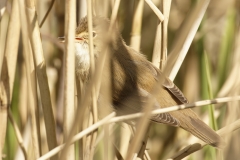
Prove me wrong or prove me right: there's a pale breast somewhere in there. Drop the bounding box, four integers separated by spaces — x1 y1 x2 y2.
75 42 90 81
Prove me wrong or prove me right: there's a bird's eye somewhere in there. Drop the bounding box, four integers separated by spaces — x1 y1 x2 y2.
92 31 97 38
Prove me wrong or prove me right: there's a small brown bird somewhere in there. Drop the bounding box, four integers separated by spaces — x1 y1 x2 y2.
70 16 225 148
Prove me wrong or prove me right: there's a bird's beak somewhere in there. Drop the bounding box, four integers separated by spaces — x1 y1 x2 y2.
75 37 83 41
58 37 84 43
58 37 65 43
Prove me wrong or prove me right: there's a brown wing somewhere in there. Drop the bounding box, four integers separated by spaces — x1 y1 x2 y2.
151 112 180 127
113 46 225 148
114 87 180 127
150 65 225 148
162 77 188 104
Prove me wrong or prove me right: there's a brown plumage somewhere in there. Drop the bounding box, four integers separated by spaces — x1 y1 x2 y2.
74 16 225 148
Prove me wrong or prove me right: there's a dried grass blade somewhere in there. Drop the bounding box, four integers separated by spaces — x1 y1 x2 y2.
25 0 58 159
168 0 210 80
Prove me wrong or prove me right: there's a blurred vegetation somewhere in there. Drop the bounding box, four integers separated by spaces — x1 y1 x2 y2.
1 0 240 159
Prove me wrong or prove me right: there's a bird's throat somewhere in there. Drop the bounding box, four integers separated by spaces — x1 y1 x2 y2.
75 42 90 80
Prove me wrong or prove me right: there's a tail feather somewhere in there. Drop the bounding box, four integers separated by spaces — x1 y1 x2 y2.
171 109 225 148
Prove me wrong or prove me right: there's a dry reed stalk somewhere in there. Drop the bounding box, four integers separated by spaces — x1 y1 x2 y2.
164 1 236 158
152 22 162 67
144 151 151 160
138 0 171 158
124 4 167 158
37 112 116 160
113 0 167 158
152 0 171 69
75 77 84 159
159 0 171 70
0 10 9 159
161 1 220 158
18 0 40 157
84 111 94 159
217 27 240 98
86 1 98 158
114 142 124 160
125 89 154 159
40 0 222 159
135 1 171 156
119 123 131 159
39 0 55 28
0 0 239 157
59 0 76 159
101 1 121 159
59 1 120 159
78 0 87 21
18 64 28 127
76 1 87 158
171 116 240 160
0 0 20 158
96 44 113 159
168 0 210 80
24 47 40 158
8 110 28 159
2 0 20 100
109 0 120 28
219 25 240 159
0 10 8 76
130 0 144 51
0 82 7 160
192 5 240 160
25 0 58 159
136 124 151 159
60 36 106 160
110 96 240 123
103 124 111 160
147 1 171 158
99 47 113 160
14 121 31 160
10 61 28 159
217 119 240 137
121 0 145 159
0 12 9 160
169 143 202 160
144 0 164 22
37 94 240 160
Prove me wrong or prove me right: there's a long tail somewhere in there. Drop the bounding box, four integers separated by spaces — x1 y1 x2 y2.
172 109 225 148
